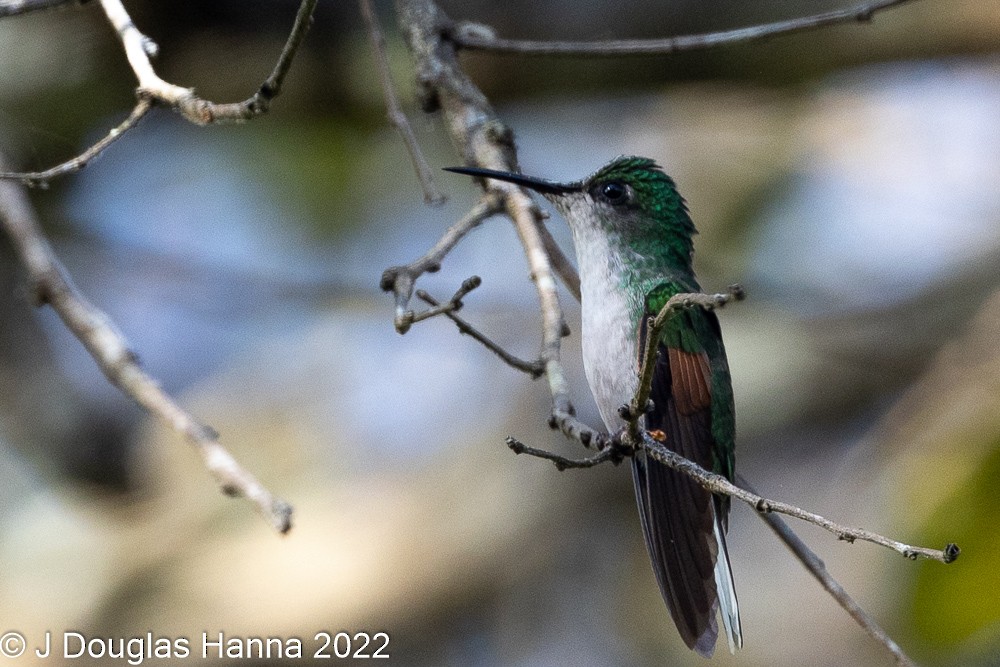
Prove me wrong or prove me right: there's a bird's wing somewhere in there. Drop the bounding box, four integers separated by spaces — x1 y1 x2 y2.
632 284 741 656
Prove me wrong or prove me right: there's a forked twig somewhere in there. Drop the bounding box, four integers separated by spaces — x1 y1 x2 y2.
1 0 318 186
507 436 621 469
381 195 501 331
405 275 481 326
99 0 318 124
417 290 544 377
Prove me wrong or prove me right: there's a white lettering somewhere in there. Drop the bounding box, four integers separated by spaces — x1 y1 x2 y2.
202 632 224 658
126 636 145 665
63 632 85 658
34 631 51 659
174 638 190 659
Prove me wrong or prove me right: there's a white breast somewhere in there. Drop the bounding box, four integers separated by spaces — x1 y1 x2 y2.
571 221 640 432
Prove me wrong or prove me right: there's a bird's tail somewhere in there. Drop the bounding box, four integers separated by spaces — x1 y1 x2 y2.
632 453 742 657
713 513 742 654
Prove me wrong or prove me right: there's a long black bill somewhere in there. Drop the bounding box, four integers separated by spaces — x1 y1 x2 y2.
443 166 576 196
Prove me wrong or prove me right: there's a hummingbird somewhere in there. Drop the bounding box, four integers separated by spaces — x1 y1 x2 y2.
445 156 742 657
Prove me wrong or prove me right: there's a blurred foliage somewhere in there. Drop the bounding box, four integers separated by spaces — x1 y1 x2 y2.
910 443 1000 661
235 119 375 239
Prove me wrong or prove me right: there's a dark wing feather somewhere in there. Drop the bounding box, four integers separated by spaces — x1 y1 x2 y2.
632 310 724 657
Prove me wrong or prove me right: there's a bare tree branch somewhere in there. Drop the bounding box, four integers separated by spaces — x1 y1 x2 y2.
0 97 152 185
537 222 581 301
1 0 317 186
738 474 918 667
381 194 501 331
359 0 445 205
417 290 544 377
98 0 317 125
510 426 955 565
405 274 481 326
507 435 620 469
0 164 292 534
643 435 956 564
451 0 919 57
99 0 195 106
0 0 81 18
395 0 604 450
250 0 318 113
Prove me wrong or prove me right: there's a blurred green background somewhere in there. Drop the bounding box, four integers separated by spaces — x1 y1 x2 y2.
1 1 999 665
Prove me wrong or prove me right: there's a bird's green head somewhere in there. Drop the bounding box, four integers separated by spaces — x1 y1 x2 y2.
446 155 696 268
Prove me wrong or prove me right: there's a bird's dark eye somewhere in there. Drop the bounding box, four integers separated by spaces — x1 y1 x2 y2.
598 181 628 205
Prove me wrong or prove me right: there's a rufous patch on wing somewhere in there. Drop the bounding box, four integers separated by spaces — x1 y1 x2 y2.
667 347 712 415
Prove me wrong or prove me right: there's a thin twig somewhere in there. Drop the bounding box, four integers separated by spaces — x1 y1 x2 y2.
451 0 919 57
417 290 544 377
0 0 80 17
537 222 580 301
406 275 481 325
99 0 317 124
381 195 501 331
0 165 292 534
240 0 318 115
0 97 153 186
99 0 193 105
507 436 619 469
626 285 745 440
644 435 956 563
738 474 918 667
360 0 445 205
